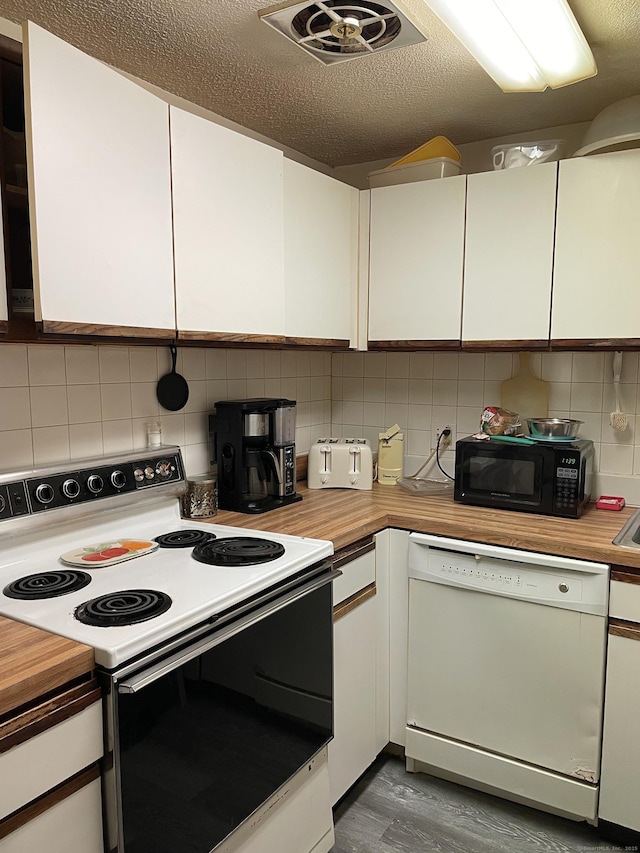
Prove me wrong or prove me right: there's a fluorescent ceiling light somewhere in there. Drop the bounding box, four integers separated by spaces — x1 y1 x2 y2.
424 0 597 93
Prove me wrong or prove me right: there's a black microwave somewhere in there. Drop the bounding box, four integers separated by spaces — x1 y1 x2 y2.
454 435 594 518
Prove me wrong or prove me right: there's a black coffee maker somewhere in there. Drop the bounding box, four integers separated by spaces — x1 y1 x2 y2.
209 398 302 514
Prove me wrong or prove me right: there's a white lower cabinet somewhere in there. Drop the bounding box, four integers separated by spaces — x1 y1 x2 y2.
329 543 380 803
330 591 378 804
387 529 410 746
0 685 104 851
599 576 640 833
1 778 103 853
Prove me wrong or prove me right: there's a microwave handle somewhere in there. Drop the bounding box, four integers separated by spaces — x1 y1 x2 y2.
117 568 341 694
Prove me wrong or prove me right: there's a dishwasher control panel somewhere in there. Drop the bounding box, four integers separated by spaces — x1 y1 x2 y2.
424 548 584 604
407 533 609 616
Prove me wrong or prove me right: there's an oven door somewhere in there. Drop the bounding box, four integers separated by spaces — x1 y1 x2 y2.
103 567 337 853
454 440 553 512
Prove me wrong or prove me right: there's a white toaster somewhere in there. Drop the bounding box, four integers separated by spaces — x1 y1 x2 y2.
307 438 374 490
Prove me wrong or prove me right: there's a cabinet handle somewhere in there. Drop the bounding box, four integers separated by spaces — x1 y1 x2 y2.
0 679 100 754
609 618 640 641
611 569 640 585
332 539 375 570
333 583 376 621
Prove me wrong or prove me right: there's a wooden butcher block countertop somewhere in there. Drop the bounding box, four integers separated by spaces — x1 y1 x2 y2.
0 617 94 717
212 485 640 570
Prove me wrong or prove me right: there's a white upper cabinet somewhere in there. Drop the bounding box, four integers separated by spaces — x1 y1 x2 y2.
462 164 557 344
552 150 640 342
368 176 466 345
23 22 175 336
283 159 358 345
171 106 285 340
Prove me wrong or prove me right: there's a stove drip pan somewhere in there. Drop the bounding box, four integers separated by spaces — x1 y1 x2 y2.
4 570 92 599
154 529 216 548
192 537 285 566
75 589 172 626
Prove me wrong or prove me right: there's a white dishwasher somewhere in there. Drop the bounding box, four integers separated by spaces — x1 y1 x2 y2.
405 532 609 822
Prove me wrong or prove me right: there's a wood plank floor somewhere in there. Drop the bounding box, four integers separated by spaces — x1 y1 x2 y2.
331 756 626 853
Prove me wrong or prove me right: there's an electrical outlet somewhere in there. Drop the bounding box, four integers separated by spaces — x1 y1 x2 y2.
434 425 453 450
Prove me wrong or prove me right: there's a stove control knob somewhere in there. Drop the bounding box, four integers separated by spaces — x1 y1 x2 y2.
61 478 80 499
35 483 55 505
87 474 104 494
144 466 155 480
0 495 5 513
155 460 174 478
133 468 145 482
111 470 127 489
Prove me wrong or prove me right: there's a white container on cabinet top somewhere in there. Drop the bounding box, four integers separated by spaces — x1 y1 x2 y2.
23 22 175 336
170 106 285 339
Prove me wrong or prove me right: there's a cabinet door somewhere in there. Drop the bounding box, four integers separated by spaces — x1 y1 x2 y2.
23 22 175 337
283 159 358 347
368 176 466 346
599 627 640 832
552 150 640 343
462 164 557 346
171 106 285 342
329 593 378 804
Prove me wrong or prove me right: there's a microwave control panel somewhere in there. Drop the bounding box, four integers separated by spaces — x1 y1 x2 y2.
553 451 581 512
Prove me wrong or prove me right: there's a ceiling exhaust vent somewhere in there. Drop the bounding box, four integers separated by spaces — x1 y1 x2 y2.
258 0 426 65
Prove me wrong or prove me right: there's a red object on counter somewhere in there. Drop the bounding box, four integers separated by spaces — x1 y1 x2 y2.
595 496 626 511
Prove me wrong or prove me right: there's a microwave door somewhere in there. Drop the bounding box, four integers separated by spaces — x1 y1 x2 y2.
459 447 551 510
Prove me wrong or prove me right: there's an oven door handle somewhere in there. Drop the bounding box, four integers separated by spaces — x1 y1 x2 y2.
117 568 341 694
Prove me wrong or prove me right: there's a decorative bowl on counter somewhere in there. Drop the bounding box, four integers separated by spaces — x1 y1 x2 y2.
526 418 583 439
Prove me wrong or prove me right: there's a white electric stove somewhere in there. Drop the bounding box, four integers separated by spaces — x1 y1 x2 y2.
0 446 332 668
0 446 337 853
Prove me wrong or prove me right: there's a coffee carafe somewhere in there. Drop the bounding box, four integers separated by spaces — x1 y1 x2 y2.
209 398 302 514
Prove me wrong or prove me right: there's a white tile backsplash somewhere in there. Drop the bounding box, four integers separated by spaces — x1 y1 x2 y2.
66 346 100 385
0 345 332 478
28 346 66 386
332 350 640 498
5 344 640 493
0 345 28 386
30 386 68 427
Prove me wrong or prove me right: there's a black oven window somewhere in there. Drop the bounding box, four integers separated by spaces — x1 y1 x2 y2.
469 456 536 496
116 583 332 853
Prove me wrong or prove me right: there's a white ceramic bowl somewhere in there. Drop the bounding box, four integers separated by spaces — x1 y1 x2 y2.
574 95 640 156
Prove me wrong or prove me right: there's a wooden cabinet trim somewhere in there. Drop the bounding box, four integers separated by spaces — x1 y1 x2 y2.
609 619 640 641
41 320 174 339
284 336 351 349
333 538 375 569
611 569 640 584
0 321 7 334
551 338 640 351
178 329 286 345
462 339 549 351
368 339 461 351
0 679 100 753
0 763 100 840
333 582 376 621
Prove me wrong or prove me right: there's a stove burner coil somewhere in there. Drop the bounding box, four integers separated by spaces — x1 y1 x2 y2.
192 537 285 566
153 530 216 548
3 570 92 600
74 589 172 626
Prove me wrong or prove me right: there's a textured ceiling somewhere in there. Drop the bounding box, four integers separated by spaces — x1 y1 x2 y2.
0 0 639 166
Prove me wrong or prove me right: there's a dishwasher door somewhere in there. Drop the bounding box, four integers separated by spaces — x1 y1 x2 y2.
405 533 609 818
